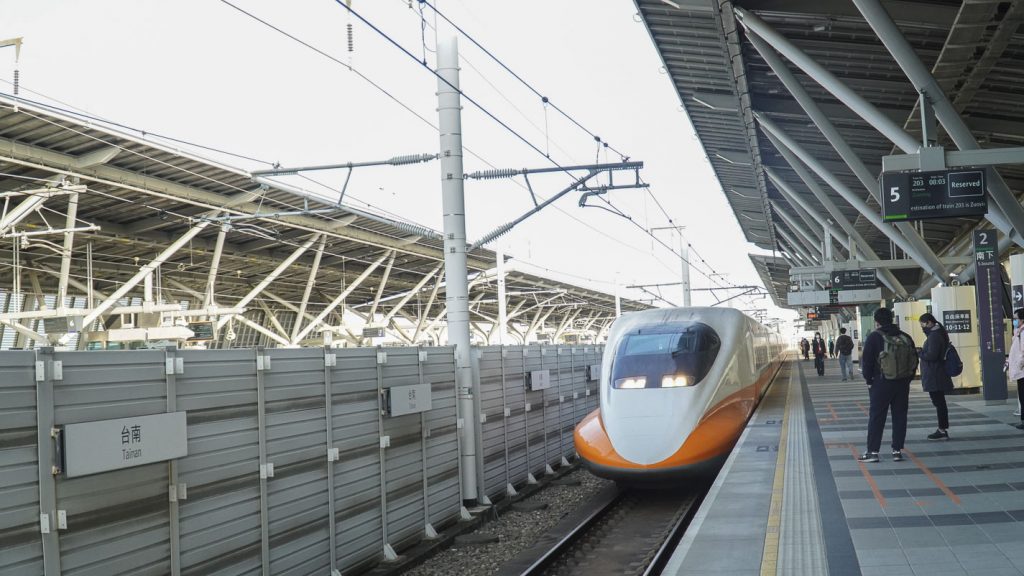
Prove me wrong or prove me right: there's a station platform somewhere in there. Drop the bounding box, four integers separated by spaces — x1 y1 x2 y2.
663 359 1024 576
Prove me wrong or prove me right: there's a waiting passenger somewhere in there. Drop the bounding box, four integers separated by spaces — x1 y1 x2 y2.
812 332 827 376
858 308 918 463
828 337 836 359
1008 308 1024 430
835 328 854 381
918 313 953 441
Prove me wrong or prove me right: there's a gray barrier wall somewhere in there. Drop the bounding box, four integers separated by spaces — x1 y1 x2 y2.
0 344 600 576
473 345 602 503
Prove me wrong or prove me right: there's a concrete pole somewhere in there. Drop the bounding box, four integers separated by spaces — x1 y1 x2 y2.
496 249 508 345
437 36 478 504
679 234 691 307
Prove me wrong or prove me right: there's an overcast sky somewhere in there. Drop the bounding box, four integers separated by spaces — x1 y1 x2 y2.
1 0 799 330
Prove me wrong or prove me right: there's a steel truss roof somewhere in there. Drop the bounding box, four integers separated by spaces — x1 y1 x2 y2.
0 94 648 348
636 0 1024 305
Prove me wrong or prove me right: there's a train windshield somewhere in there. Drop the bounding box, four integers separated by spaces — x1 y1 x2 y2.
611 322 721 389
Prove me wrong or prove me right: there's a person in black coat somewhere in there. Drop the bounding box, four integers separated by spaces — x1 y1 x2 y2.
858 307 917 463
918 313 953 440
812 332 827 376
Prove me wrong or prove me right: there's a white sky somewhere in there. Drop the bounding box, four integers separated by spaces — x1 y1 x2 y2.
1 0 799 332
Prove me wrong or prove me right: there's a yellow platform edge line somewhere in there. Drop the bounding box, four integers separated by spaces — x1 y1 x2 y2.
760 367 792 576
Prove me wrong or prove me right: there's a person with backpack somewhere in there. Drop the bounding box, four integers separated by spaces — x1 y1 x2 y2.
812 332 827 376
858 308 918 463
1008 308 1024 430
828 337 836 359
836 327 855 381
918 313 954 440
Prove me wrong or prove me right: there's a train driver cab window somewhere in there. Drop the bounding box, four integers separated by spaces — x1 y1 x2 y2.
611 322 721 389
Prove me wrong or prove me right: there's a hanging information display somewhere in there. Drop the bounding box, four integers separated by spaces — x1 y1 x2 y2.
881 169 987 222
832 269 878 291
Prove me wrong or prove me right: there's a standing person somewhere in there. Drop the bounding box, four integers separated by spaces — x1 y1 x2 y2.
1008 309 1024 430
828 337 836 359
918 313 953 440
836 328 854 381
801 338 810 360
857 308 918 463
812 332 827 376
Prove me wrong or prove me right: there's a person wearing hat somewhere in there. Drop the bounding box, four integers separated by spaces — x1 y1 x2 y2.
918 313 953 440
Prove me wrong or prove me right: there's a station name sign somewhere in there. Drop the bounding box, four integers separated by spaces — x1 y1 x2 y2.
62 412 188 478
881 168 987 222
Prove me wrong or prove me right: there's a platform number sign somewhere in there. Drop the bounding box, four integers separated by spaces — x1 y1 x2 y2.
881 169 987 222
974 229 1005 354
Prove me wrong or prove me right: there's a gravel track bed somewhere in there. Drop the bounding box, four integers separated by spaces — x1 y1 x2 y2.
402 469 609 576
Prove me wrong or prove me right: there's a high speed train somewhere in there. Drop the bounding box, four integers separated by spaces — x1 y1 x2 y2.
574 307 785 483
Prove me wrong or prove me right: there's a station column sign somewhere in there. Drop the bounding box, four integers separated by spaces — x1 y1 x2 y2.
881 169 987 221
974 228 1006 401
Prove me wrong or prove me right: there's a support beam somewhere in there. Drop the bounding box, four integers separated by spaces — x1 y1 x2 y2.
758 118 929 292
204 224 228 310
216 234 320 329
59 220 211 344
366 253 397 323
413 275 443 343
735 7 1021 247
776 227 818 265
746 32 948 281
763 156 906 295
291 236 326 343
380 263 444 326
292 251 392 344
771 204 822 259
853 0 1024 244
56 191 79 306
234 314 291 347
0 194 45 235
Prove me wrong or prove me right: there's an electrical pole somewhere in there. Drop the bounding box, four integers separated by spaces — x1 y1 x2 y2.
437 36 478 504
651 226 691 307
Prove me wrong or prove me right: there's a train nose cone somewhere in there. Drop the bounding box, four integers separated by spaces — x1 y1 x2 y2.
604 391 695 465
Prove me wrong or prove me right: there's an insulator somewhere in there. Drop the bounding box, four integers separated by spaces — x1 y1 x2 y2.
347 23 354 52
12 69 18 95
468 168 519 180
474 222 513 248
388 153 435 165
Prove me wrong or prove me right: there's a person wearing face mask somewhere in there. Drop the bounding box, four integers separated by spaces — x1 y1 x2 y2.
1008 309 1024 430
918 313 953 440
812 332 827 376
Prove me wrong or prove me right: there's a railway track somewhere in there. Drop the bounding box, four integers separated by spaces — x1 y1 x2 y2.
500 483 704 576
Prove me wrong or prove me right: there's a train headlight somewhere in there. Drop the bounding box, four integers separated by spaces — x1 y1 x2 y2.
614 377 647 389
661 375 692 388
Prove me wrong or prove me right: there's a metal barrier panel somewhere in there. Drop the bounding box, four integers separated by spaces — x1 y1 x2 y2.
330 348 384 573
52 350 171 576
502 346 529 488
175 349 262 576
556 347 575 462
542 348 562 469
476 346 506 501
264 348 331 576
421 347 460 529
0 345 469 576
570 347 587 456
380 348 426 551
523 346 547 477
0 351 41 576
585 347 601 414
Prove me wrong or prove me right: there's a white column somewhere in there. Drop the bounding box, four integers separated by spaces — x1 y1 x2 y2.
437 36 478 502
496 248 508 345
